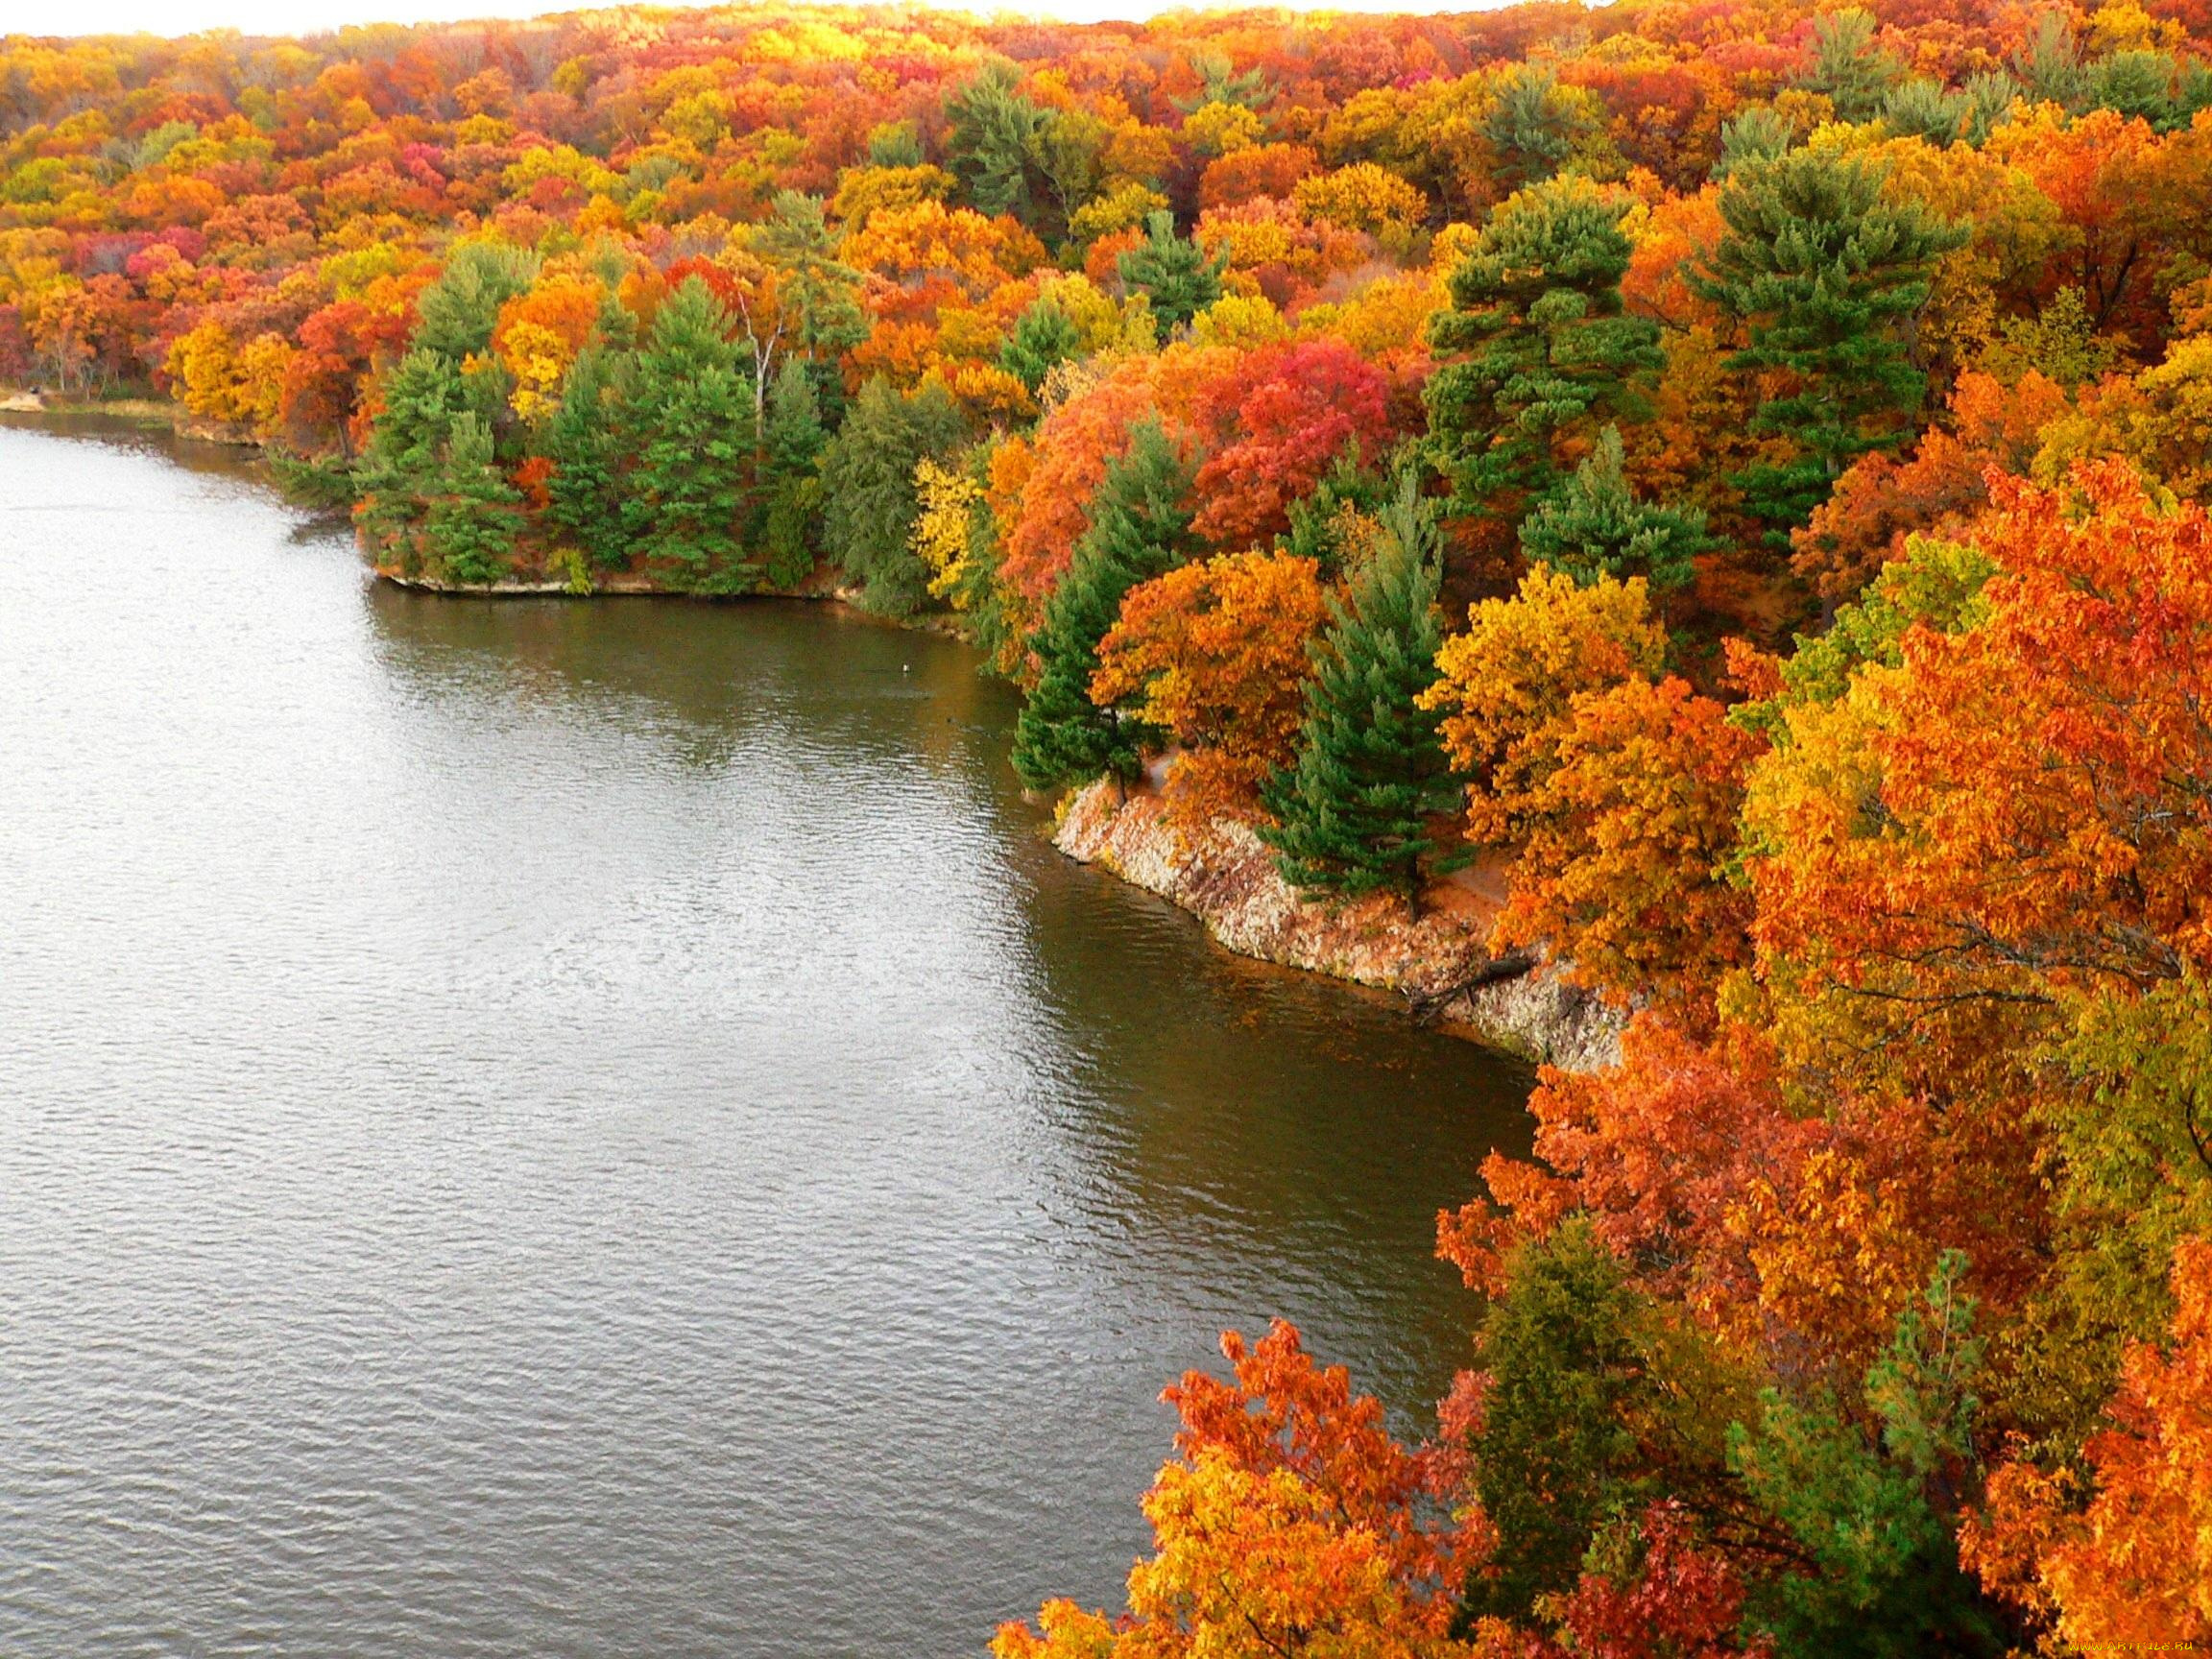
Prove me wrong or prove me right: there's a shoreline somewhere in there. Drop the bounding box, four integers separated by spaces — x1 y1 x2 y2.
1054 780 1623 1072
5 397 1613 1070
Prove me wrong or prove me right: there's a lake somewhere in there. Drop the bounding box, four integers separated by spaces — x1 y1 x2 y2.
0 419 1531 1658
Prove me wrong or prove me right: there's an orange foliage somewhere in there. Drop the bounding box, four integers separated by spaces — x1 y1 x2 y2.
1966 1237 2212 1647
1091 551 1328 824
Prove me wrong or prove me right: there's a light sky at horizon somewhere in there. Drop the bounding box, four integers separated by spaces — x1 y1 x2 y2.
10 0 1491 41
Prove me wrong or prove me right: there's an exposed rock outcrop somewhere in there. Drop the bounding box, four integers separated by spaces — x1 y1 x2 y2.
1053 778 1624 1072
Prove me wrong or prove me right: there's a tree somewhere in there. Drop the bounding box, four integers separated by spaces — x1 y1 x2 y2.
1260 480 1463 909
1518 425 1710 590
1187 338 1394 548
1456 1220 1740 1626
1420 567 1666 848
818 374 968 614
1691 149 1964 542
1494 673 1762 1015
355 345 480 565
1091 551 1331 825
1965 1237 2212 1649
1727 1253 2006 1659
998 296 1081 395
1797 8 1902 125
1011 421 1198 792
1118 210 1226 334
1425 175 1660 524
613 276 754 586
994 1321 1479 1659
758 357 828 589
541 344 625 569
421 411 523 585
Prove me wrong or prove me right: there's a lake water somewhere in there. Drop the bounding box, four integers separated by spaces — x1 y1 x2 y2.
0 420 1531 1658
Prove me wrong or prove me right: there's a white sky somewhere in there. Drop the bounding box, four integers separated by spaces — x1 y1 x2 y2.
12 0 1479 40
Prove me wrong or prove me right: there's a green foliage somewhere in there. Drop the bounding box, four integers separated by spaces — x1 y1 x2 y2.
1425 176 1660 518
268 448 357 512
1981 285 2123 388
2012 12 2086 108
818 374 967 614
1278 447 1390 574
415 241 540 362
2005 978 2212 1450
1517 425 1709 589
1011 420 1197 790
543 344 626 569
1118 210 1227 334
1261 478 1463 906
1716 106 1794 179
867 119 924 168
753 190 867 361
1728 1253 2006 1659
613 276 755 584
943 64 1102 241
999 298 1082 395
1799 8 1902 124
1882 78 1970 144
355 347 478 557
1692 147 1965 541
422 411 523 584
1481 63 1603 195
1460 1221 1743 1624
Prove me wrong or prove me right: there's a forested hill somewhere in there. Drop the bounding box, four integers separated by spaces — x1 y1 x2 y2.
7 2 2212 1650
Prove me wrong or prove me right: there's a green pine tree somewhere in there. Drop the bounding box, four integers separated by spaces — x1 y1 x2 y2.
1117 210 1227 334
1011 420 1197 791
1797 8 1902 124
818 374 968 614
613 276 755 586
1517 425 1709 590
758 358 828 589
1261 479 1464 909
1728 1254 2008 1659
355 346 477 567
1691 147 1965 543
999 297 1082 395
422 413 524 585
542 344 627 570
1424 175 1661 522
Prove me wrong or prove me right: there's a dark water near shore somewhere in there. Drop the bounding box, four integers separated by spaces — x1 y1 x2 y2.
0 420 1531 1659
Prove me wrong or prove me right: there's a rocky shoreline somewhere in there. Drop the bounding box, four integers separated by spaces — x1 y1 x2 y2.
1053 778 1624 1072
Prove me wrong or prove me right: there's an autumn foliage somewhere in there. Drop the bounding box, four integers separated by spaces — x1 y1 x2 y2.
9 0 2212 1642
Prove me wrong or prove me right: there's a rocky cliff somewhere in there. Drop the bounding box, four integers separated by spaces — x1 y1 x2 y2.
1053 779 1623 1072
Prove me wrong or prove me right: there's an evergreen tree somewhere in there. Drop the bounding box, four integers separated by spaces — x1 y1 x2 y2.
1692 148 1964 542
1797 8 1902 124
1117 210 1227 333
422 412 523 585
1480 64 1602 195
613 276 755 586
1261 477 1464 908
1715 106 1795 179
542 344 626 570
1517 425 1709 590
1425 175 1660 522
1728 1254 2008 1659
945 63 1054 228
999 297 1082 395
758 358 828 589
818 374 967 614
355 346 476 564
413 241 540 363
1012 420 1198 791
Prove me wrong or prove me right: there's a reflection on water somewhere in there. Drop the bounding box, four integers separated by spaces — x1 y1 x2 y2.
0 420 1531 1659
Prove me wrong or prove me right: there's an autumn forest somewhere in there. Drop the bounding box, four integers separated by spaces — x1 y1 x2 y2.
4 0 2210 1649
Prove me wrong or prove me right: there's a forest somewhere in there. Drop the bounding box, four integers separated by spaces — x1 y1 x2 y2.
4 0 2210 1648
